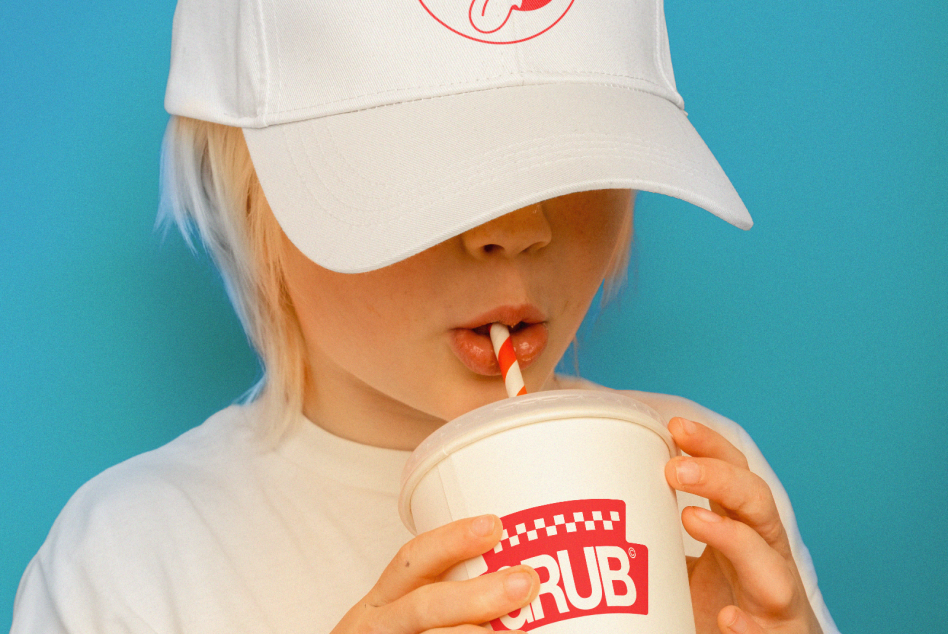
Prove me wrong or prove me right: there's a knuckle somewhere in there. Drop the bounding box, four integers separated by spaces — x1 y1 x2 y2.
735 473 771 515
470 577 502 614
765 566 798 612
749 476 771 510
757 516 788 548
354 610 387 634
407 582 439 622
734 449 749 470
393 539 421 572
743 475 789 545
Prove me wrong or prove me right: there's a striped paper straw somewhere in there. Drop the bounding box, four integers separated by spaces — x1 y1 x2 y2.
489 323 527 397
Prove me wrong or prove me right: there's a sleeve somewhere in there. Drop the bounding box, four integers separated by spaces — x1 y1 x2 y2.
12 555 159 634
11 557 71 634
10 475 164 634
622 390 842 634
733 424 841 634
11 408 263 634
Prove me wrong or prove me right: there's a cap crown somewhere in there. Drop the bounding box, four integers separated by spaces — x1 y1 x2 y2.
165 0 683 126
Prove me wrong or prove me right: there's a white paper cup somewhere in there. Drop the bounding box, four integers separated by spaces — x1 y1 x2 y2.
399 389 695 633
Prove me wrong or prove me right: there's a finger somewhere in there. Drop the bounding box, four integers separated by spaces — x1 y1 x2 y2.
368 515 503 606
666 456 788 552
717 605 765 634
427 627 525 634
382 565 539 634
683 506 797 614
668 417 748 469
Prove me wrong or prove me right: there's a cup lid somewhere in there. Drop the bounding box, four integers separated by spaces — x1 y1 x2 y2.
399 389 674 533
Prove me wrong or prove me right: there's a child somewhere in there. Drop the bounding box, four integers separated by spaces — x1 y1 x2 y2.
12 1 839 633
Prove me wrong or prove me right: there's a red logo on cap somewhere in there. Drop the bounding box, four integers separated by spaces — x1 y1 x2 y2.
481 499 648 631
419 0 574 44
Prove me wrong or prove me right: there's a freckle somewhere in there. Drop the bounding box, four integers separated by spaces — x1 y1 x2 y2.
405 560 410 567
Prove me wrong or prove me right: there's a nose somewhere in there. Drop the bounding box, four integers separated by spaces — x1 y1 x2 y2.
460 202 553 259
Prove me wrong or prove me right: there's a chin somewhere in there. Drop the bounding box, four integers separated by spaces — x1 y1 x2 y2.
435 369 552 422
433 379 511 422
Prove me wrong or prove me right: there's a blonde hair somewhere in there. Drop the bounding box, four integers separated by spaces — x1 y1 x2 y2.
158 116 305 439
158 115 634 437
603 191 635 303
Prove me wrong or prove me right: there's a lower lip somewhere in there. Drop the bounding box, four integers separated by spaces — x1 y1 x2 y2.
449 323 549 376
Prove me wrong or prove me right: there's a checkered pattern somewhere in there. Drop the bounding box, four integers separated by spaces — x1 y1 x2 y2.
493 509 621 553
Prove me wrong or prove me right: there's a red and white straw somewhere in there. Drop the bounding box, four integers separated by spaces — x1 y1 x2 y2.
490 323 527 397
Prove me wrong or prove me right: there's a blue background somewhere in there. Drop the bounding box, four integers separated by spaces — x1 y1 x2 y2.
2 1 945 631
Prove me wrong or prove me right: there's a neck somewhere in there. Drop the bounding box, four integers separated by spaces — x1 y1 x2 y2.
300 359 445 452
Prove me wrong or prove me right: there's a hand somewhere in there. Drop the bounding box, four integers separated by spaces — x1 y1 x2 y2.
331 515 540 634
664 418 823 634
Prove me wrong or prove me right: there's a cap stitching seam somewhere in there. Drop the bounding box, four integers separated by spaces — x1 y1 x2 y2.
293 86 700 210
653 0 675 93
294 134 722 229
320 131 721 206
263 73 677 118
316 126 716 203
256 0 272 119
268 0 283 122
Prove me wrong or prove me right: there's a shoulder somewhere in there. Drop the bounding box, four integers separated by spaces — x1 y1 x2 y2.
57 404 255 528
35 405 256 557
24 406 250 585
14 405 259 630
84 405 262 538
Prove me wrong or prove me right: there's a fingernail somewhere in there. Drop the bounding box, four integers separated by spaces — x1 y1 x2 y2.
675 460 701 485
727 609 748 633
693 506 723 523
680 418 697 435
471 515 497 537
505 571 534 601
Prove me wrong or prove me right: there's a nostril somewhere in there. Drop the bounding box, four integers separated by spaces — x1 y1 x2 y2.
460 204 552 259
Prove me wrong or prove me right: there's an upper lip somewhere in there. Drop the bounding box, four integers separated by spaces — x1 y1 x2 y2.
456 304 547 331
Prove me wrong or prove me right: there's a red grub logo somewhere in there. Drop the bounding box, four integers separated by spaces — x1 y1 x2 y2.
419 0 574 44
482 499 648 631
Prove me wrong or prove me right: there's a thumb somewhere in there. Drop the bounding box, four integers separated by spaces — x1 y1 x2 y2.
718 605 765 634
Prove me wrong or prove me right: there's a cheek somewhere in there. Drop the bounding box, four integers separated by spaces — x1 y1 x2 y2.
296 275 399 351
284 251 445 373
540 202 631 352
557 208 629 282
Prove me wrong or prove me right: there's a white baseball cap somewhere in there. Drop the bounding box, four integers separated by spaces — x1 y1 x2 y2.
165 0 752 273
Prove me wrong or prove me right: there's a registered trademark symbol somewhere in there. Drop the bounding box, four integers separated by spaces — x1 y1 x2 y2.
628 547 636 559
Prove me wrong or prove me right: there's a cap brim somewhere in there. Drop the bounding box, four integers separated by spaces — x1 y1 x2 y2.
243 83 751 273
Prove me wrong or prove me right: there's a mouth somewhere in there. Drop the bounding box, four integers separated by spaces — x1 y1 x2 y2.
470 321 530 337
449 305 549 376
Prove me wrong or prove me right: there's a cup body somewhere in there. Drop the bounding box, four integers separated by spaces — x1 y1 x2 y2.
399 390 696 633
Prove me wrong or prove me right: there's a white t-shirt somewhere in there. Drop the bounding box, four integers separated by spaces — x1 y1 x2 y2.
12 384 840 633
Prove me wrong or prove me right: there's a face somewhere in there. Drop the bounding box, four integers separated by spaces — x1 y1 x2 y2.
281 189 633 449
